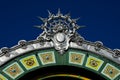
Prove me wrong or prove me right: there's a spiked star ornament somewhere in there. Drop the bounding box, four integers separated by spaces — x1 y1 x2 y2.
35 9 85 54
36 9 84 34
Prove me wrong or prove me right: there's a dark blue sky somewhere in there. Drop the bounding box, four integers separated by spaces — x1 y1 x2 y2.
0 0 120 49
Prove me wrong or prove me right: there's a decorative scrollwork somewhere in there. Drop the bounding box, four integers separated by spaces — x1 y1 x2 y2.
18 40 27 49
37 36 45 45
0 47 10 57
36 9 84 54
94 41 103 51
76 37 84 46
112 49 120 58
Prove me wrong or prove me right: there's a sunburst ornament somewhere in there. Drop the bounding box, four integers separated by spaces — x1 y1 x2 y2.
35 9 85 54
36 9 84 34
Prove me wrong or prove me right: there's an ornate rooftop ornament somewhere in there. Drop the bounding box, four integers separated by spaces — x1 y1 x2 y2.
0 9 120 66
35 9 85 54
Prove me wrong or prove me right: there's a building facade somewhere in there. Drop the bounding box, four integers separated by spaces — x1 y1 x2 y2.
0 10 120 80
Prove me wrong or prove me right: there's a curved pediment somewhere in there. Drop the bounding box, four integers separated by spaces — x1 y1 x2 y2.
0 10 120 80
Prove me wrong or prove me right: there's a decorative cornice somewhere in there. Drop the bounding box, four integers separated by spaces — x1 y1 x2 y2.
0 9 120 66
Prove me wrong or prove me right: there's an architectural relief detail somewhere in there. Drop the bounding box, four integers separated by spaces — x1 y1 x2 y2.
0 9 120 66
113 49 120 58
36 9 84 54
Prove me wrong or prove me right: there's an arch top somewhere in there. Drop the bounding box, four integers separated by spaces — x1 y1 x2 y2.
0 9 120 66
0 48 120 80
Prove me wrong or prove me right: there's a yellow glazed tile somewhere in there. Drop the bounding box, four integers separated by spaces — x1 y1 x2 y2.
85 56 104 71
20 55 39 70
0 74 8 80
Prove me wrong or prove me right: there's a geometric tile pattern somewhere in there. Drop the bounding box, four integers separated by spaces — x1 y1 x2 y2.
69 51 85 65
20 55 39 70
101 63 120 80
0 74 8 80
85 56 104 71
3 62 24 79
0 50 119 80
38 51 56 65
